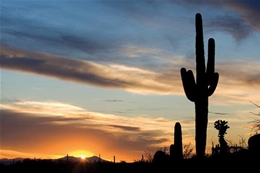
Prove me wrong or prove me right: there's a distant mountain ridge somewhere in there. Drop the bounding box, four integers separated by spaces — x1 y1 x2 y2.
58 155 107 162
0 158 24 165
0 155 108 165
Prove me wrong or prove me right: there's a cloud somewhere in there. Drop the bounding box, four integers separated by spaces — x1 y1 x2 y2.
0 99 177 136
1 0 177 62
0 45 180 95
212 60 260 105
120 45 161 58
108 125 141 131
0 100 87 117
2 28 116 55
209 111 233 116
1 45 260 105
206 15 252 41
218 0 260 31
184 0 260 33
104 99 123 102
0 149 62 160
218 60 260 86
1 1 120 56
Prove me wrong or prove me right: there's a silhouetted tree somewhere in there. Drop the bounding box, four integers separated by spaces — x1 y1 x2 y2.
249 100 260 134
143 148 154 163
180 13 219 160
183 142 194 159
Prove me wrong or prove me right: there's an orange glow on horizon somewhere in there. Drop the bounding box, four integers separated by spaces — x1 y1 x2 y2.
0 149 64 159
80 155 86 160
69 150 94 159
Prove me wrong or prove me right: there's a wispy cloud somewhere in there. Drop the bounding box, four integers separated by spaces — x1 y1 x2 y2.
0 45 180 95
212 60 260 105
206 15 252 41
104 99 123 102
0 149 63 160
0 100 87 117
120 45 161 58
219 0 260 31
0 99 193 130
209 111 233 116
0 99 177 137
108 125 141 131
184 0 260 33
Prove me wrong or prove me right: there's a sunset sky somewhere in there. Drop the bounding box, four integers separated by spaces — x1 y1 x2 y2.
1 0 260 162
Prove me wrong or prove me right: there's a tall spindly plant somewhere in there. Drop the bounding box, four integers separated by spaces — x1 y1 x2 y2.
214 120 229 155
180 13 219 159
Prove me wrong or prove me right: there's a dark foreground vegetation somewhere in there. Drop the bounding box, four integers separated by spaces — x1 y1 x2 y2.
0 150 258 173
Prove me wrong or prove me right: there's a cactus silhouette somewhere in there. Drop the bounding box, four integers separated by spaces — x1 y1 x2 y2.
174 122 183 161
170 122 183 161
180 13 219 159
214 120 229 155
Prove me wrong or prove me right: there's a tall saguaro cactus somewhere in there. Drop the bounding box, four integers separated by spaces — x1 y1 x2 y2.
180 13 219 159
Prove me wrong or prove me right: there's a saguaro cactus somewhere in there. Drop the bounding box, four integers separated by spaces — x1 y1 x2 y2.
180 13 219 159
174 122 183 161
170 122 183 161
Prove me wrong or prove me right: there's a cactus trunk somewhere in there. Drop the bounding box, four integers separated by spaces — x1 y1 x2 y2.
195 98 208 159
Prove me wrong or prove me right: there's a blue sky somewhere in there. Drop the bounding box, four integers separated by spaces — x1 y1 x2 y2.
1 0 260 162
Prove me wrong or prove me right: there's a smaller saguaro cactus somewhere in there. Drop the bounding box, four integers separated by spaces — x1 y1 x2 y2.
174 122 183 160
170 122 183 161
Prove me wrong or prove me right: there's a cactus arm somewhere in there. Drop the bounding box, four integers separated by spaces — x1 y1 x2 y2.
207 73 219 96
206 38 219 96
180 68 196 102
206 38 215 75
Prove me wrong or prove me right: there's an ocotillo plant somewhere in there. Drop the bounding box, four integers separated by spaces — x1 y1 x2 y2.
170 122 183 161
180 13 219 160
